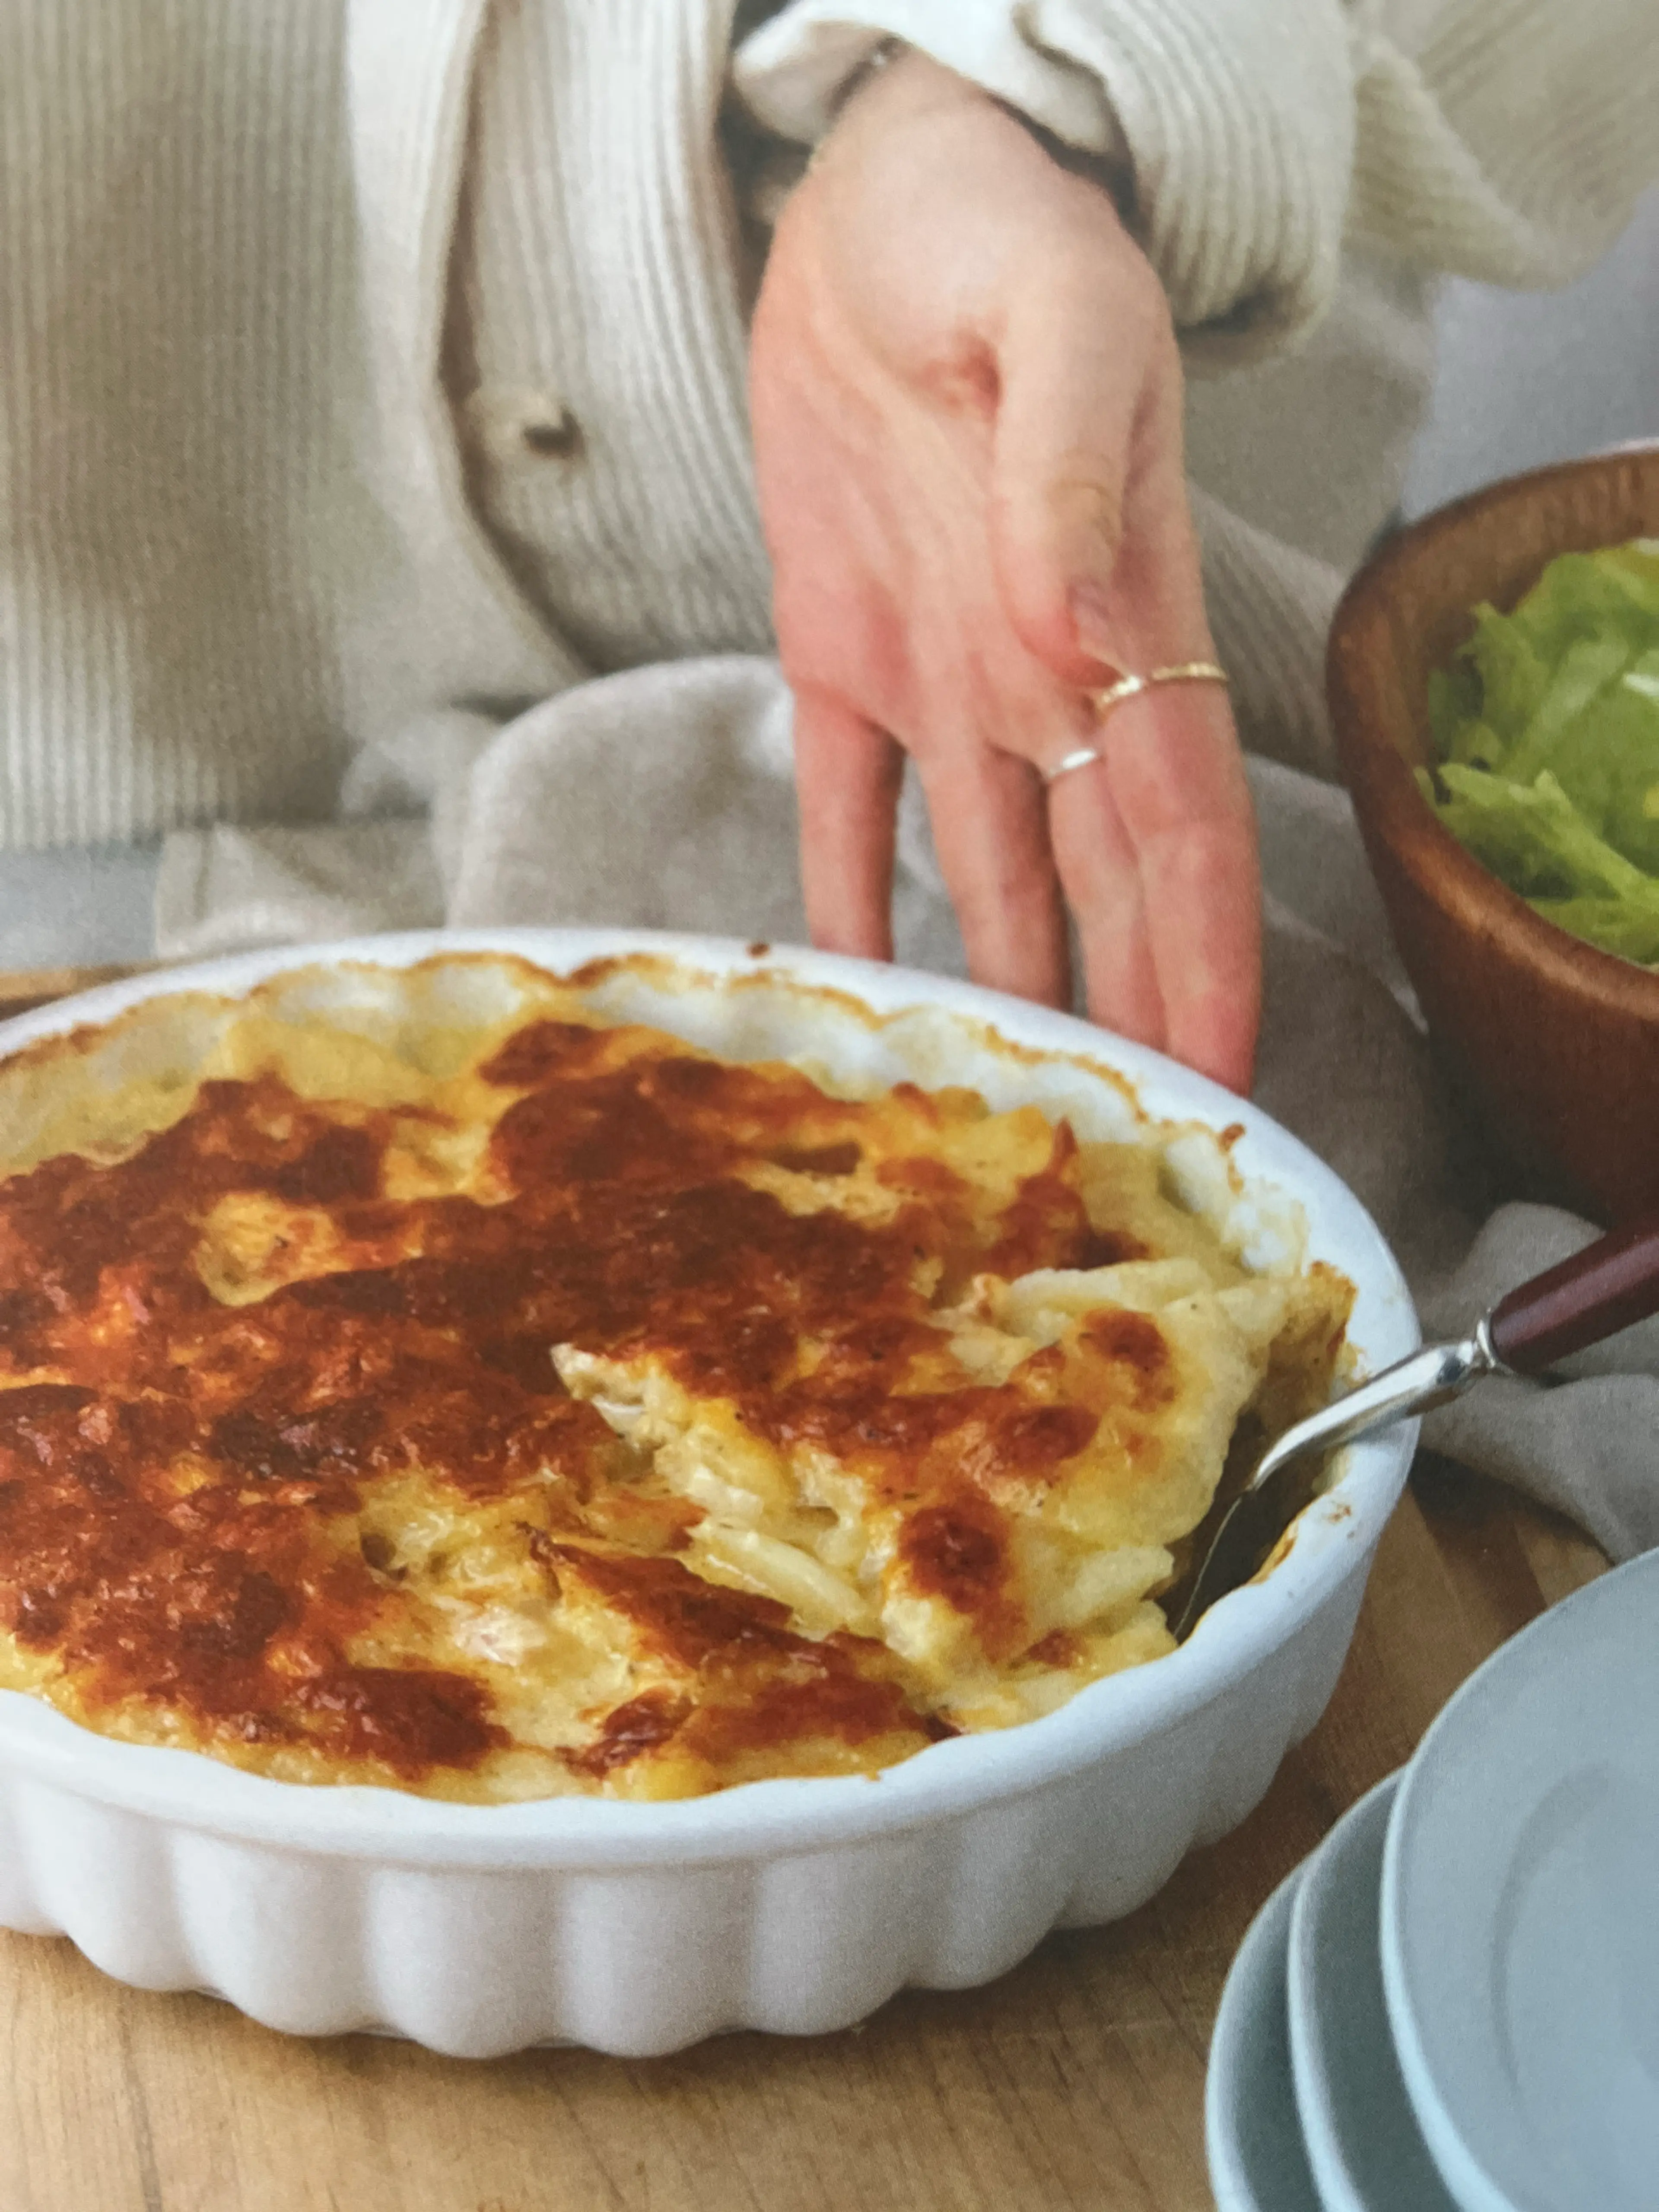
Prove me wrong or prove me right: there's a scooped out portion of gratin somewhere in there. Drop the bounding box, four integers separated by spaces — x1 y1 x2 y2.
0 954 1352 1801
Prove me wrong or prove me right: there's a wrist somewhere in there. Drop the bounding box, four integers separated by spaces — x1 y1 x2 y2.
825 38 978 130
825 33 903 122
814 40 1132 232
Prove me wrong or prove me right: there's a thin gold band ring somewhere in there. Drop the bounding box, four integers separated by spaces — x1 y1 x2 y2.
1043 662 1230 788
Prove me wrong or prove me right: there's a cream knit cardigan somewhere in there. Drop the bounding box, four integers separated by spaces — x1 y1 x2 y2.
0 0 1653 958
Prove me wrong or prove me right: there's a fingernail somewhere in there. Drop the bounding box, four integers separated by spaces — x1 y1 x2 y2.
1068 581 1122 673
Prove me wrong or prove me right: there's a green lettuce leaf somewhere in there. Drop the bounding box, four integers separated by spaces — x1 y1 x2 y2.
1419 764 1648 901
1529 894 1659 965
1420 539 1659 963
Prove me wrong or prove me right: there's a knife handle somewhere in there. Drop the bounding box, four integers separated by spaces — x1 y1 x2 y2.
1487 1214 1659 1375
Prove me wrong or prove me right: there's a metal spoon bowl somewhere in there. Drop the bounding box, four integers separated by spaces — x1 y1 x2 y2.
1170 1211 1659 1641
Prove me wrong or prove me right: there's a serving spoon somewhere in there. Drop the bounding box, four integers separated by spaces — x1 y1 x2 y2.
1170 1212 1659 1641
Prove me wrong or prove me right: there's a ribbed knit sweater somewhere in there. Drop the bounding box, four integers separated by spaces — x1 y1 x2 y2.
0 0 1654 958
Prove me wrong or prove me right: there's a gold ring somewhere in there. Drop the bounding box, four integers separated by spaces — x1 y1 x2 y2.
1043 662 1230 788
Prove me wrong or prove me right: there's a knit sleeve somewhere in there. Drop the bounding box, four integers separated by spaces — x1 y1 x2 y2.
734 0 1659 367
731 0 1357 366
1345 0 1659 287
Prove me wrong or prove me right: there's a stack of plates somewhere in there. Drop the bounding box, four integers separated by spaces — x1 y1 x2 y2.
1206 1547 1659 2211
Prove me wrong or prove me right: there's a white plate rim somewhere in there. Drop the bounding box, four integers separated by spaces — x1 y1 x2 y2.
1379 1548 1659 2212
1287 1774 1403 2212
1208 1859 1325 2212
1288 1769 1464 2212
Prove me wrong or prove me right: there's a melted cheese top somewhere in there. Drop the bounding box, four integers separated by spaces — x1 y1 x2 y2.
0 964 1351 1800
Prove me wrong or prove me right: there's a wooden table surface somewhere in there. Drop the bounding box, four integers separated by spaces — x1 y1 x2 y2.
0 970 1609 2212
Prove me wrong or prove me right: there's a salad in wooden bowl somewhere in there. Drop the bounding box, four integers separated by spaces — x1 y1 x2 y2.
1328 447 1659 1225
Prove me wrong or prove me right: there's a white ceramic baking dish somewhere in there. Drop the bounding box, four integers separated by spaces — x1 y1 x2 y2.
0 929 1418 2057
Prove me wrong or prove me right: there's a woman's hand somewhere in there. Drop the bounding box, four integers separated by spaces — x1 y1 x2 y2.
748 48 1259 1092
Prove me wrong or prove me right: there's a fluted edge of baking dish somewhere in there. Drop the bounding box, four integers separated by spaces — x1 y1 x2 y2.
0 930 1417 2054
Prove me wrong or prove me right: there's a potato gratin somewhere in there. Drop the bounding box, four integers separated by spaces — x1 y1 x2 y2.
0 955 1351 1801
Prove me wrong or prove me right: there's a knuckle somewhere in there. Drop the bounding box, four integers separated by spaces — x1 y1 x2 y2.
1044 468 1125 543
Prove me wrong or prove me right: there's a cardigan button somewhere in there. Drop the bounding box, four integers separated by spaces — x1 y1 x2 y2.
520 405 581 459
460 386 582 465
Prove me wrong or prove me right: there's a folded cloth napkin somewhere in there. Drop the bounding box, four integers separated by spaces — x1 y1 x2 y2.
149 655 1659 1563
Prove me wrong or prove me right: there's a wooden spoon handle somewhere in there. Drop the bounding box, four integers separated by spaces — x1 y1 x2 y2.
1488 1214 1659 1375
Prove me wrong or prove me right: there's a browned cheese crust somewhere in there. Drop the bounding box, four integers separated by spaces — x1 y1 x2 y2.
0 958 1353 1800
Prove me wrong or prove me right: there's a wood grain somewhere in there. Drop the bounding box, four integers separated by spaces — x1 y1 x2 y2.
0 1472 1605 2212
0 967 1611 2211
0 967 141 1027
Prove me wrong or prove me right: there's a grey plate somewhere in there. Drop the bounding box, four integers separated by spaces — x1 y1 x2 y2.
1287 1773 1460 2210
1207 1862 1324 2212
1382 1548 1659 2212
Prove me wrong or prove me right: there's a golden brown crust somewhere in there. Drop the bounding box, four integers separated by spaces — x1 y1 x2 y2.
0 956 1352 1800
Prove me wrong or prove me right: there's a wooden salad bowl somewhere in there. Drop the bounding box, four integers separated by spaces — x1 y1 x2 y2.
1327 446 1659 1225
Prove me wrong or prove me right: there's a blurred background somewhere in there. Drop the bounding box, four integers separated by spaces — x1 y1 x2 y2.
1401 188 1659 519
